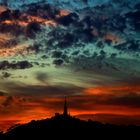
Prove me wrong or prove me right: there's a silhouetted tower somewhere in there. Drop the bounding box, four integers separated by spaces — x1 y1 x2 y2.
63 97 68 116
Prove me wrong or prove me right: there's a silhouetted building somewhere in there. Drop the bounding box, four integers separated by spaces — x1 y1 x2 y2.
63 97 68 116
55 113 60 117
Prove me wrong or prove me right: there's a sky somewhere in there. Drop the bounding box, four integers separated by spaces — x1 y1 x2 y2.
0 0 140 131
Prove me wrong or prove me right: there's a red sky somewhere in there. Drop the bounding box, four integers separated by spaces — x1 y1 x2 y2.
0 82 140 132
0 4 140 133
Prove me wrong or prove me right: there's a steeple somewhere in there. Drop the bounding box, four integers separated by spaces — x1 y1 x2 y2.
63 97 68 116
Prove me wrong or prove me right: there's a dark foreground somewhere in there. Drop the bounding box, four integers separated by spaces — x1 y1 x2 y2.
0 114 140 139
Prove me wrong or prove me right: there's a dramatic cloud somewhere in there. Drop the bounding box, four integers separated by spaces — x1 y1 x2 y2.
0 0 140 132
104 92 140 107
0 61 33 70
1 81 83 97
0 91 6 96
35 72 49 84
2 96 14 107
0 83 140 131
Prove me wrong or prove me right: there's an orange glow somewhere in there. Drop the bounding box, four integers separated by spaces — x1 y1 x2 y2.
1 11 58 27
1 16 57 27
70 105 140 116
0 42 31 57
0 6 7 13
0 5 140 133
1 20 28 26
0 93 140 132
2 20 13 24
104 33 122 43
0 9 70 57
59 9 70 16
56 9 70 18
84 84 140 95
0 108 51 132
26 15 57 26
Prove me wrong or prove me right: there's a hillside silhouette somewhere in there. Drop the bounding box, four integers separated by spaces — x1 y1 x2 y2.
0 98 140 139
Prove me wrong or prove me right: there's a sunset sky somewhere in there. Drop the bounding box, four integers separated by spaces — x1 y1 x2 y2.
0 65 140 131
0 0 140 131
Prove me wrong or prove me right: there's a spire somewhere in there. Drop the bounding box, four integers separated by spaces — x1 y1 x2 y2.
63 97 68 116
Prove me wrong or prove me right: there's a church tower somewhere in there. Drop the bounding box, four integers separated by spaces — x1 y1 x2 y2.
63 97 68 116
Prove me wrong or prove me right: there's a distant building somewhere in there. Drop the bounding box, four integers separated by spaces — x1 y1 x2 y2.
55 113 60 117
54 97 69 117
